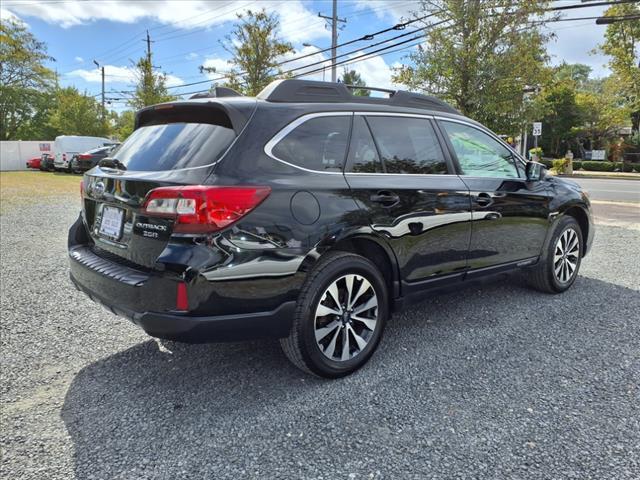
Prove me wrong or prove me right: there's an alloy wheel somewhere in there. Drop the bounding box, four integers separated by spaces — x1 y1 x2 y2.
314 274 379 362
553 227 579 284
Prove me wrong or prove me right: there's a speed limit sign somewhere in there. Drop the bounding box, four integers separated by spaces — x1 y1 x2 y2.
533 122 542 136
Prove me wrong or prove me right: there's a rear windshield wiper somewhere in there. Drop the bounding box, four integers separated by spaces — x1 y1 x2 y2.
98 157 127 171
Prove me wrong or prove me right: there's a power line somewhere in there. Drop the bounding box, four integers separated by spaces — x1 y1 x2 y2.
83 0 639 97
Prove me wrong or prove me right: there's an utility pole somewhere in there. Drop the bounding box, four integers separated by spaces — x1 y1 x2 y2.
93 59 105 121
145 30 153 64
318 0 346 82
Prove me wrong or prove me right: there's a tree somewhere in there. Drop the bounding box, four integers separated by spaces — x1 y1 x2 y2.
339 69 370 96
574 77 628 151
598 3 640 133
129 56 175 109
48 87 109 137
553 62 593 90
114 110 136 141
534 79 581 157
201 9 293 96
0 18 55 140
393 0 551 135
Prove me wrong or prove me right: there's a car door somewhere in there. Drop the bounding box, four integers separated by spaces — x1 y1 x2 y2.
436 118 552 271
344 114 472 293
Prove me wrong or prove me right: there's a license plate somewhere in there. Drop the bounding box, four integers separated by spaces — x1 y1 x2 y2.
99 206 124 240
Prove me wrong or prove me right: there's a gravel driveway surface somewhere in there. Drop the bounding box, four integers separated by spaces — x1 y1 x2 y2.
1 192 639 480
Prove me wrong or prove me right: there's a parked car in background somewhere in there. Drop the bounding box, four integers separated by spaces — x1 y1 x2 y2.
40 153 55 172
68 79 594 378
26 156 41 170
70 144 120 173
53 135 111 172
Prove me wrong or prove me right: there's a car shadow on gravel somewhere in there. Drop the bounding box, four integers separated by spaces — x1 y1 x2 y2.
61 273 640 479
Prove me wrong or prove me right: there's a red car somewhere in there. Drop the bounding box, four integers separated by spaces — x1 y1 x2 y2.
26 157 42 169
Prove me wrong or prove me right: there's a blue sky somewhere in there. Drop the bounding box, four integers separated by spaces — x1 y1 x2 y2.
1 0 612 112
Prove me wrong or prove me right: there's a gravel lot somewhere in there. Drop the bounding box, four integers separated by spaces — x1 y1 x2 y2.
1 186 639 480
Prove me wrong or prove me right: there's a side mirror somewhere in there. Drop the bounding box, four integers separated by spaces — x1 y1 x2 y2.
525 161 546 182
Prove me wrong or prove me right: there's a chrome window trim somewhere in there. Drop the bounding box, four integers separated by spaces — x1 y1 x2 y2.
263 110 469 176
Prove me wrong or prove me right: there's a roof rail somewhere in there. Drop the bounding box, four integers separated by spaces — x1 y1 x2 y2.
189 86 243 99
256 79 460 115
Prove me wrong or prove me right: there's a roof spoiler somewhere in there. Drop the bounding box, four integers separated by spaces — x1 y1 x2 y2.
189 86 243 99
257 79 460 115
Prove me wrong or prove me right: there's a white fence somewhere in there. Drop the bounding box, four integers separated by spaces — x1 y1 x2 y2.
0 141 53 171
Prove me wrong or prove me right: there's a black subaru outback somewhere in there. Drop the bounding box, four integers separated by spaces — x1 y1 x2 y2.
68 79 594 378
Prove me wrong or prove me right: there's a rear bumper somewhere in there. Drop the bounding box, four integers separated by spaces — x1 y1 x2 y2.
69 267 294 342
72 159 94 172
68 243 296 343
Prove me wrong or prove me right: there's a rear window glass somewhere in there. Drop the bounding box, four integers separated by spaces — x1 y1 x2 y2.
86 146 111 155
110 123 235 171
366 116 448 174
271 116 350 171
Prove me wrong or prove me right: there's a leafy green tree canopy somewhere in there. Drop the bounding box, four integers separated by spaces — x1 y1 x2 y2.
201 9 293 96
340 69 370 96
0 18 55 140
393 0 552 135
129 56 176 109
48 87 110 137
598 3 640 132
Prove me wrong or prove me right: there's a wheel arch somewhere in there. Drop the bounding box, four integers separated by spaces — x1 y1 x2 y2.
560 204 590 256
299 231 401 306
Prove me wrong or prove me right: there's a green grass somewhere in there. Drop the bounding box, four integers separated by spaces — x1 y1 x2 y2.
0 171 80 214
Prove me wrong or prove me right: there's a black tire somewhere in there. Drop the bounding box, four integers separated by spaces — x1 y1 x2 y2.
280 251 389 378
528 216 583 293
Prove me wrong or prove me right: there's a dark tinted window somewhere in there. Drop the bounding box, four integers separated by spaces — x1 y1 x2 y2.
86 146 112 155
272 116 350 171
346 116 382 173
366 116 448 174
110 123 235 171
440 121 520 178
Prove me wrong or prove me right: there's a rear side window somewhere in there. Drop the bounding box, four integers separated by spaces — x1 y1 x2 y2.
110 123 235 171
346 116 382 173
366 116 448 174
271 116 350 171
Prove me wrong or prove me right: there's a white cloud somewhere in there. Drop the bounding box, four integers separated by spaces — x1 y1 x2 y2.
352 0 420 23
1 8 29 26
67 64 184 87
185 52 199 60
5 0 329 43
341 52 403 90
200 45 404 92
201 57 233 79
75 56 84 63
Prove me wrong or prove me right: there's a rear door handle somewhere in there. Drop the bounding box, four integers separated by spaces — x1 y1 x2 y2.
474 192 494 207
370 191 400 207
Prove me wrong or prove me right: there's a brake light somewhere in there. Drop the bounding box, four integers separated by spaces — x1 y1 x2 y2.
78 154 92 159
142 186 271 234
63 153 67 161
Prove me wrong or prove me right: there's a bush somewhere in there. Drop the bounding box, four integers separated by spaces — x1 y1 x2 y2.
581 161 615 172
552 158 571 174
622 162 640 173
529 147 543 160
572 160 582 170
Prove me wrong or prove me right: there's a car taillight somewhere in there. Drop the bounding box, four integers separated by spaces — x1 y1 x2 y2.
142 186 271 234
78 154 92 159
63 153 67 161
